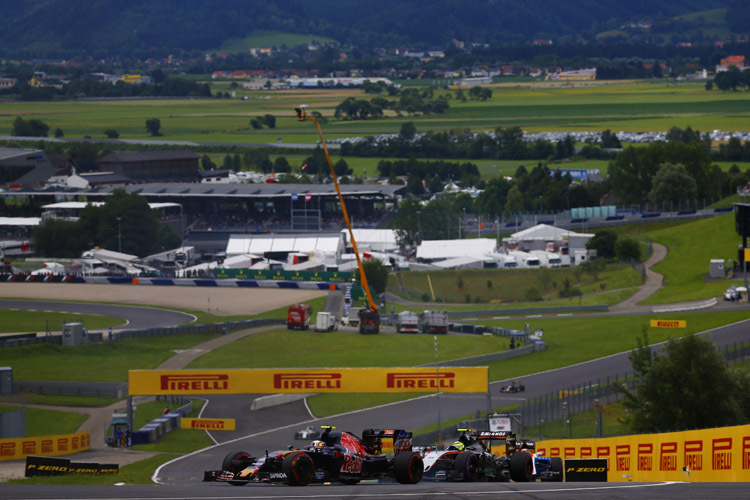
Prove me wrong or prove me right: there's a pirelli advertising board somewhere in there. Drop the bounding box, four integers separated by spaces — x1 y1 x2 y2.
650 319 687 328
128 367 488 396
538 423 750 482
0 431 90 461
181 418 236 431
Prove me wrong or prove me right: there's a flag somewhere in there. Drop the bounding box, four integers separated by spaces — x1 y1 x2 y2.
305 194 312 202
363 252 372 259
301 163 307 171
291 193 298 201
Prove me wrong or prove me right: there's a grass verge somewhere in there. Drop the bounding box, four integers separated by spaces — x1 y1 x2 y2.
0 404 86 436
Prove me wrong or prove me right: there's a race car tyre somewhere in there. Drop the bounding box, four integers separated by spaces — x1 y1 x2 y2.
294 432 302 440
222 451 252 473
510 451 534 482
454 452 480 482
394 451 424 484
549 456 564 481
282 451 315 486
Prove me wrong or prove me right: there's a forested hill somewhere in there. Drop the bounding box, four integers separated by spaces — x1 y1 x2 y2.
0 0 741 57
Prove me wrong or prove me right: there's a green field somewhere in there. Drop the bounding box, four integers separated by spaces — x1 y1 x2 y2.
3 81 750 148
218 31 338 53
0 333 222 382
635 213 740 304
187 330 511 369
389 264 641 304
0 404 86 437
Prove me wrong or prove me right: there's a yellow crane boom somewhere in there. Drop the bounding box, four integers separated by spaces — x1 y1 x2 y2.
295 107 379 314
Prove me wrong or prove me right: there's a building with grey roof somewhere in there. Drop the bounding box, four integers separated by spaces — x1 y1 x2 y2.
0 148 55 187
98 150 199 182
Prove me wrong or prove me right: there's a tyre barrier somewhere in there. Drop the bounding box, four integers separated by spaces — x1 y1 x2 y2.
25 455 118 476
131 401 193 446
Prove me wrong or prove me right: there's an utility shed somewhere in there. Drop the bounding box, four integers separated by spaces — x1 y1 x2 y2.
709 259 725 279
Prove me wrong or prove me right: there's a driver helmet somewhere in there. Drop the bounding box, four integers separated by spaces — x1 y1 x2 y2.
310 440 326 450
449 440 465 451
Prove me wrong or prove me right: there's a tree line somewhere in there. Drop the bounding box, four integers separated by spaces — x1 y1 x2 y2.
33 190 180 258
0 75 211 101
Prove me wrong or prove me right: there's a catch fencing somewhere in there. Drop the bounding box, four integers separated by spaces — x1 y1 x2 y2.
516 339 750 436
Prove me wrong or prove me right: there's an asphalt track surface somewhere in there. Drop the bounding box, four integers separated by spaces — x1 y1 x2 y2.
2 480 748 499
0 299 195 331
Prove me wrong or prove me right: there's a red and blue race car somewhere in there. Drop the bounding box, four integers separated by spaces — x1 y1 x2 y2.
204 425 424 486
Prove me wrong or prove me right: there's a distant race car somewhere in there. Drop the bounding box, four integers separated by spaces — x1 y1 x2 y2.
422 429 516 482
204 426 424 486
500 380 525 393
294 425 320 440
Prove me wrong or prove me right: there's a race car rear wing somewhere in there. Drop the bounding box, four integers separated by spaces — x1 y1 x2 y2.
477 431 517 456
361 429 413 457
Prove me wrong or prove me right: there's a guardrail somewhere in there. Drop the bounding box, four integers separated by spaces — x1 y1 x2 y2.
1 318 283 349
13 381 125 399
446 305 608 318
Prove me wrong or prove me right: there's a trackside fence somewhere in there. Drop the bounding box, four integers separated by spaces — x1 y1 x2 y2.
110 318 282 341
516 339 750 436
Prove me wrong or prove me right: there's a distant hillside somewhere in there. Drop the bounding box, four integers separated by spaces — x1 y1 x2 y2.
0 0 739 57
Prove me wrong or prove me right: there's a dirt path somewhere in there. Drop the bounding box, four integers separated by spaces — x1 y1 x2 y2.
608 243 667 313
0 282 326 316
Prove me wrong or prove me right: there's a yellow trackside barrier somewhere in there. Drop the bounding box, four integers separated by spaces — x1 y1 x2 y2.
0 431 90 461
538 424 750 482
181 418 236 431
129 367 489 395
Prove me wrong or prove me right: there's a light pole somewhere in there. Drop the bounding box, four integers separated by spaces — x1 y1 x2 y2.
417 210 422 241
117 217 122 253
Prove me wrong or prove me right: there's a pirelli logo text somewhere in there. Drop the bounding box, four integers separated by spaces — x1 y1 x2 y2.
273 373 342 390
712 438 732 470
181 418 236 431
160 374 228 392
684 440 703 471
386 372 455 389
